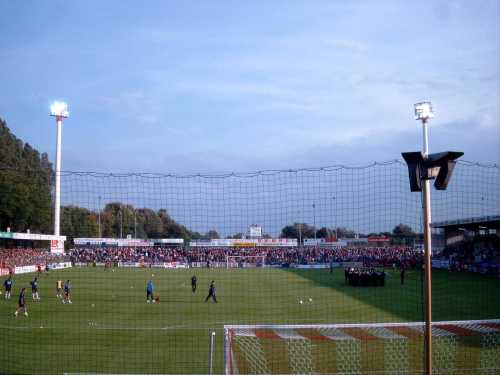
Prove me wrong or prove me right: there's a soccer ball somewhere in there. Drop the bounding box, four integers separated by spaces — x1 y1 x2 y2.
299 300 303 304
309 298 313 302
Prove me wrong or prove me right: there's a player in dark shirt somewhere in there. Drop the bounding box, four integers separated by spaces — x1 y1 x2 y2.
30 277 40 301
15 288 28 317
204 280 217 303
3 276 12 299
191 275 197 293
63 280 72 304
146 280 154 303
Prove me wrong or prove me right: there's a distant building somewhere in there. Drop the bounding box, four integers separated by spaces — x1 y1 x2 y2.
432 215 500 247
248 225 263 239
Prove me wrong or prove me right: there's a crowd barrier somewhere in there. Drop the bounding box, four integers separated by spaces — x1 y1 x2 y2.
117 261 189 269
14 265 37 274
118 262 141 268
0 268 10 276
292 264 329 269
12 262 72 275
70 260 369 270
432 259 450 269
48 261 72 270
190 261 227 268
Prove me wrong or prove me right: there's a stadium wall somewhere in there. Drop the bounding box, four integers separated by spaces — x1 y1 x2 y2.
14 262 71 274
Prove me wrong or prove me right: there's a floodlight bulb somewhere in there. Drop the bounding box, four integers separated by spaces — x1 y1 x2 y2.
414 102 434 121
50 101 69 118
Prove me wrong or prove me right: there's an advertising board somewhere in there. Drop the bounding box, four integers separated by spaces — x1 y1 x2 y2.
50 239 65 254
163 262 188 269
432 259 450 269
292 264 329 269
48 262 72 270
190 238 299 247
14 265 37 274
0 268 10 276
118 262 141 268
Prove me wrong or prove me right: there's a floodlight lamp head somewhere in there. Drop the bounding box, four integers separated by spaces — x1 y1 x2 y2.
50 101 69 119
401 151 464 192
414 101 434 121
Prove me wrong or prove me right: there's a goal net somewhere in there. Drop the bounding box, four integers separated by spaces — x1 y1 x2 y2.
224 320 500 375
226 255 266 268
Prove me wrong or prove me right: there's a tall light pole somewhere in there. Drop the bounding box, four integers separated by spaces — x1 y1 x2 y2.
50 101 69 237
119 206 123 239
98 195 102 238
332 196 337 241
297 210 302 248
134 209 137 239
403 103 463 375
312 203 316 242
415 101 434 375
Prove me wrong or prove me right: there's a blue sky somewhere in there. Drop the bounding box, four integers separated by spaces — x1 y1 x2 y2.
1 1 499 174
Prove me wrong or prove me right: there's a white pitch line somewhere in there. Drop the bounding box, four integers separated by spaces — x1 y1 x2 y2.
64 373 212 375
0 325 221 331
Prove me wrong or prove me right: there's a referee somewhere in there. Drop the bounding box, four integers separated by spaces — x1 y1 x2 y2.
191 275 197 293
204 280 217 303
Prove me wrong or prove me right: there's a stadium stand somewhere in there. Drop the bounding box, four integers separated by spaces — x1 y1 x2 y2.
66 245 420 267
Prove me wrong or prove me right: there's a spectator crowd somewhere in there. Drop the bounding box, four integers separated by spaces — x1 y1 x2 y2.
4 237 499 273
67 245 419 267
435 235 500 273
0 248 68 269
0 245 420 270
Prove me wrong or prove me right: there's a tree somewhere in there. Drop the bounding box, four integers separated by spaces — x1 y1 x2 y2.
206 230 220 239
139 208 162 238
61 206 98 243
316 227 335 239
392 223 416 244
190 231 204 240
335 227 356 239
0 119 53 233
281 225 298 239
280 223 315 241
392 224 415 237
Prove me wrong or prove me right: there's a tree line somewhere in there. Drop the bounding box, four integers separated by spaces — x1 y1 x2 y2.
280 222 420 244
0 119 207 242
0 119 53 233
61 203 202 242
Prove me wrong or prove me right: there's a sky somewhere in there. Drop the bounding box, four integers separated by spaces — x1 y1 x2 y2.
0 0 499 174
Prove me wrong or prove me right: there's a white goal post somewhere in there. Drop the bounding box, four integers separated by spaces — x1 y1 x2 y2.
224 319 500 375
226 255 266 269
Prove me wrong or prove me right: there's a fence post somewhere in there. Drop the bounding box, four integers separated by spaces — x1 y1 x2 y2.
208 330 216 375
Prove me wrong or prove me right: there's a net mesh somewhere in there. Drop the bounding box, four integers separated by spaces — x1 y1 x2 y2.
225 321 500 375
226 256 266 268
0 160 499 374
57 161 500 237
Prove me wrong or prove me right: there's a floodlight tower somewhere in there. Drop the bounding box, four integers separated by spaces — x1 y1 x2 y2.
50 101 69 237
415 102 434 375
402 103 463 375
414 101 434 375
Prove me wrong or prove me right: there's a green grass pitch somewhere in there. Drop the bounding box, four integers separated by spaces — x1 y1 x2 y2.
0 267 499 374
